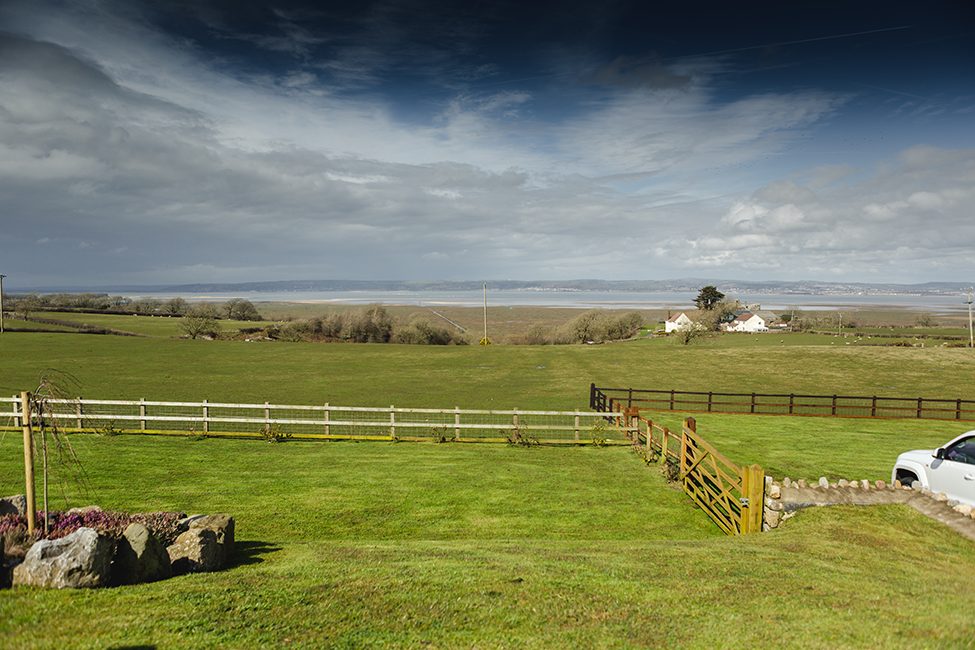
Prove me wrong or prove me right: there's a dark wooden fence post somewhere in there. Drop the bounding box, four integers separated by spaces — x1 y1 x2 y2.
590 383 596 410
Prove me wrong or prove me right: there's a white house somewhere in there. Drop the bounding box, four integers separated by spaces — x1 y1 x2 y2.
725 312 768 333
665 312 695 333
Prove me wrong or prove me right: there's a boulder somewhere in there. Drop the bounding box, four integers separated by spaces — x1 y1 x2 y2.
12 527 115 589
167 528 221 575
111 523 172 585
181 514 235 562
0 494 27 516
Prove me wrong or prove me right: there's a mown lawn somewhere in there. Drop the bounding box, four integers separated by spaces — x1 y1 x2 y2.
1 436 973 649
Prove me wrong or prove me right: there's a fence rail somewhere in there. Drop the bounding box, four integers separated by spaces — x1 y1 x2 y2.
612 406 763 535
1 396 635 444
590 384 975 421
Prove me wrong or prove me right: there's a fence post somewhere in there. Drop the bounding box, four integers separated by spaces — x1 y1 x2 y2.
708 392 713 412
680 417 696 478
789 394 794 415
203 399 209 433
265 402 270 427
390 406 395 439
740 464 765 534
76 398 83 430
513 408 519 432
670 390 675 411
574 410 580 442
831 395 837 416
590 383 596 410
140 398 146 431
455 407 461 440
917 398 923 418
21 391 37 535
323 403 330 436
750 393 756 413
871 396 877 418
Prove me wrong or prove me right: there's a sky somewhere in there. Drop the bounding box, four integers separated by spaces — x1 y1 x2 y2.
1 0 973 289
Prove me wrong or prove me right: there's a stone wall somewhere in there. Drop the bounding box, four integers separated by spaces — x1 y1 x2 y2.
763 476 975 540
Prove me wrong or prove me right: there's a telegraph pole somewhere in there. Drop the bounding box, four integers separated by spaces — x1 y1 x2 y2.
0 274 6 334
479 283 491 346
967 287 973 348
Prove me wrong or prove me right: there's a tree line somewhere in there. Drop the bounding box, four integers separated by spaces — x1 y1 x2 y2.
2 292 262 321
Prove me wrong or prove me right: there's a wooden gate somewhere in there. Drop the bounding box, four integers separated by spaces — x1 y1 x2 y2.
679 417 764 535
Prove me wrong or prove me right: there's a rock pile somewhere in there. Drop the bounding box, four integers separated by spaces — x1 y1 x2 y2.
1 496 236 589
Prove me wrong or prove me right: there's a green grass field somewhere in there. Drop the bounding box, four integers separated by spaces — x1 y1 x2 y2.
2 437 973 649
1 314 974 648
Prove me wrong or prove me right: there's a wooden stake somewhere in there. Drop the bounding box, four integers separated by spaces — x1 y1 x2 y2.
21 391 36 535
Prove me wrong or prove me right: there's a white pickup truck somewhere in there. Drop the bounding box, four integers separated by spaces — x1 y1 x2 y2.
892 430 975 507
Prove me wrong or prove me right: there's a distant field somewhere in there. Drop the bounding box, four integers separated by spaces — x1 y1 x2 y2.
2 323 973 481
2 310 974 648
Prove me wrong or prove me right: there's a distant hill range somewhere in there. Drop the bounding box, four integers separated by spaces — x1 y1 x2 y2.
16 279 974 296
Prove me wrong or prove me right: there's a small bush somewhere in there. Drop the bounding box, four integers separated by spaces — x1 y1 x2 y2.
259 424 292 443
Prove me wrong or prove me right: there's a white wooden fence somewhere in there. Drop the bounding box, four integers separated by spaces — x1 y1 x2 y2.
1 396 635 444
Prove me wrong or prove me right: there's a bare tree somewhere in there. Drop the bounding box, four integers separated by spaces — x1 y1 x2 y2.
223 298 261 321
162 297 189 315
132 298 161 314
177 302 221 339
17 292 42 319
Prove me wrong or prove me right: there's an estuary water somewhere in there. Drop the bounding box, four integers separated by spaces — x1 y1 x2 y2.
141 290 973 314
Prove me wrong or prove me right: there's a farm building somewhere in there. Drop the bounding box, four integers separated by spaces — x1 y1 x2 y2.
665 312 699 333
724 312 769 332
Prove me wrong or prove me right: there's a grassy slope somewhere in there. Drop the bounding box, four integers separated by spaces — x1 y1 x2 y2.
1 437 973 650
1 327 974 648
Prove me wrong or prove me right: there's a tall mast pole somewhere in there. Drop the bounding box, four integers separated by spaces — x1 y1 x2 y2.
0 274 6 334
968 287 973 349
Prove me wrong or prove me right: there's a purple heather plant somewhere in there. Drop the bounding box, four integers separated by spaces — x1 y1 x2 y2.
0 509 187 549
